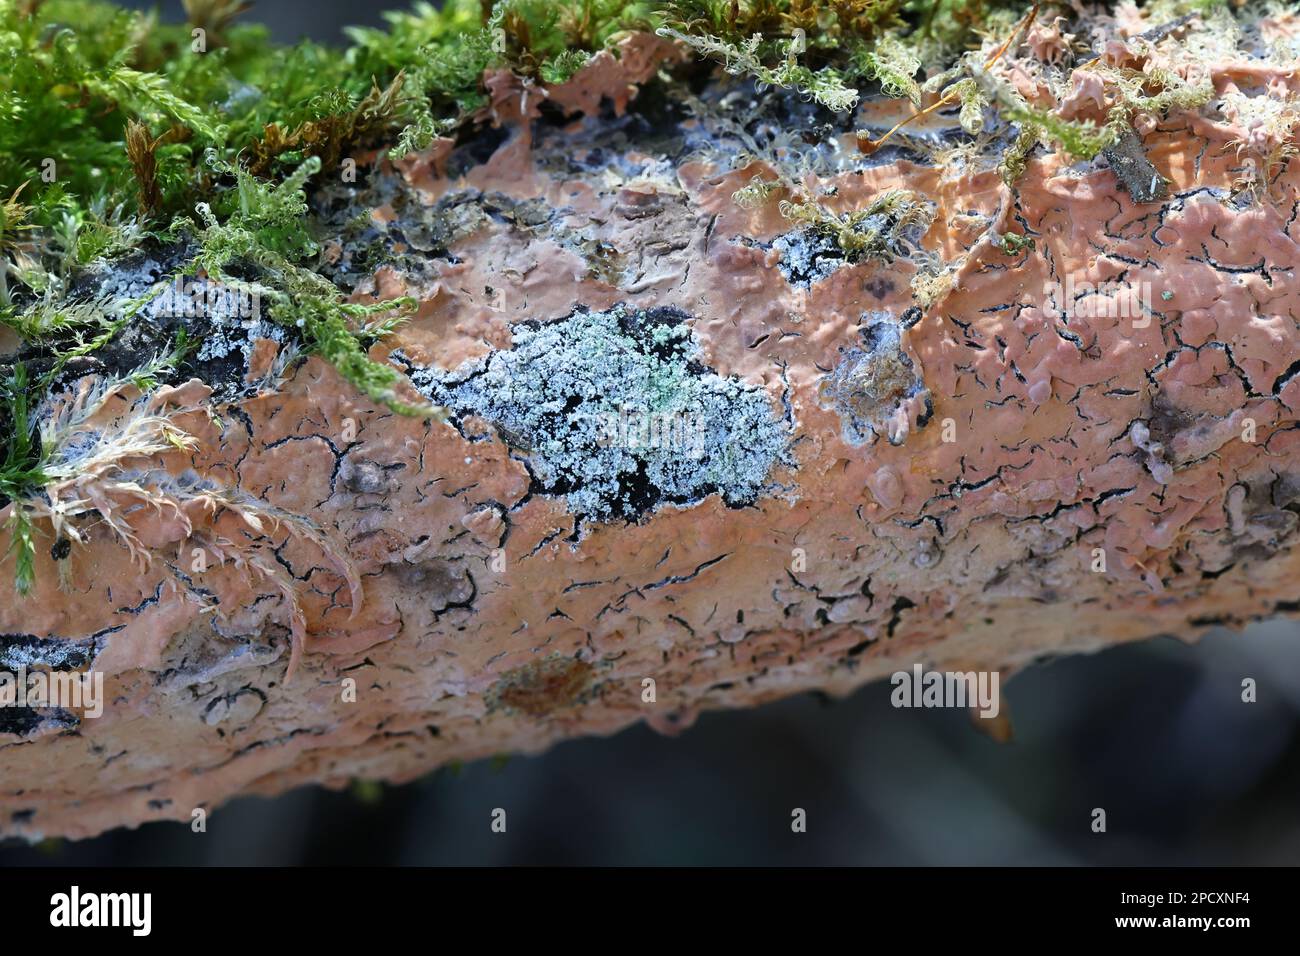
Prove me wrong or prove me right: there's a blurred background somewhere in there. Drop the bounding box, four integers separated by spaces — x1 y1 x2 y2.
3 620 1298 865
2 2 1297 866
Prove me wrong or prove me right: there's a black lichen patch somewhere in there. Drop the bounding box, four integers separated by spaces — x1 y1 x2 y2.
403 304 790 523
0 705 78 737
0 706 46 736
534 77 695 176
0 633 93 737
5 242 302 406
819 318 928 446
769 227 858 287
0 632 100 671
313 172 559 290
1145 392 1201 451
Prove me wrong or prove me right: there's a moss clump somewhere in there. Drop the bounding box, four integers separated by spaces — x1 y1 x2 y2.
660 0 1031 120
0 0 668 418
778 189 932 260
176 150 434 415
658 26 861 112
0 363 45 594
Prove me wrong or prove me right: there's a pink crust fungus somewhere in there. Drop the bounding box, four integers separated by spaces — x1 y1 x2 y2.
1 1 1299 839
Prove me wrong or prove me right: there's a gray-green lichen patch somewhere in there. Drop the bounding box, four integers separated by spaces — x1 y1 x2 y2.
769 227 859 288
820 318 930 446
403 305 790 522
11 245 299 405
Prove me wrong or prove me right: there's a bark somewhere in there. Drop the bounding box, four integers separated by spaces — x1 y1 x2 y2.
2 22 1300 840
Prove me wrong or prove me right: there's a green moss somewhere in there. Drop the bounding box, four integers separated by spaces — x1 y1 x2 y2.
944 77 987 135
660 26 860 111
995 55 1215 188
0 364 45 595
1002 102 1112 171
850 33 922 104
778 189 932 260
177 151 438 417
990 230 1034 255
0 0 661 296
665 0 905 52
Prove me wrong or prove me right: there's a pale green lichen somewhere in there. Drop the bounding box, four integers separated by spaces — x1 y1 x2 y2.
403 305 790 521
850 33 922 105
658 27 859 112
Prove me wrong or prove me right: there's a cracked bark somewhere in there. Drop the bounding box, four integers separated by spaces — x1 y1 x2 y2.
2 26 1300 840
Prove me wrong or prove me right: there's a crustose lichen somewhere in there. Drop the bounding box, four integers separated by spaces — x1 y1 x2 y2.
403 305 790 522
